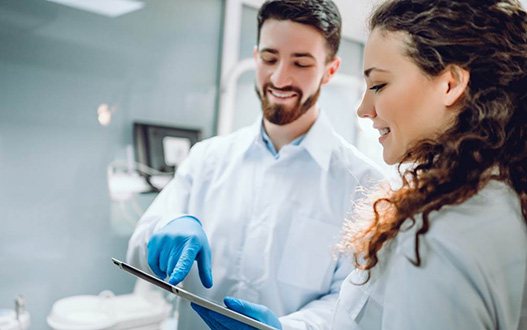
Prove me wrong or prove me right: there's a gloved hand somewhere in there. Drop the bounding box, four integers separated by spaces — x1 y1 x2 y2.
147 216 213 288
191 296 282 330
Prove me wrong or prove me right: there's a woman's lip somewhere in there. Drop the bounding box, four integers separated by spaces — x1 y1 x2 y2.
379 131 390 143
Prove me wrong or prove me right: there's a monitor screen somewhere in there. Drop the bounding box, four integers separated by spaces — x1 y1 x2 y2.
133 122 201 175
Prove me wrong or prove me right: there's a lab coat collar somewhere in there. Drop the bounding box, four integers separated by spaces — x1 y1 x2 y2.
300 110 338 171
238 117 265 153
241 111 338 171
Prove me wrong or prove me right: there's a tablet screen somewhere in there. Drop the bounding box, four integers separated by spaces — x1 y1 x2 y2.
112 258 276 330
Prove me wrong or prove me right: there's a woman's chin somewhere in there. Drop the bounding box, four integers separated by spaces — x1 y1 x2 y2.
382 152 399 165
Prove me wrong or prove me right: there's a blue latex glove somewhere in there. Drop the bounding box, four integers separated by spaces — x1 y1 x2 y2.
147 216 213 288
191 296 282 330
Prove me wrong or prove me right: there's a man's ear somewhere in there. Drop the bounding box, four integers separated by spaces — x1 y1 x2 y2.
441 64 470 107
322 56 341 85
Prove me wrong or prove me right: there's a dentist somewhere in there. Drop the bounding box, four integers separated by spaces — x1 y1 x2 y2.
126 0 383 329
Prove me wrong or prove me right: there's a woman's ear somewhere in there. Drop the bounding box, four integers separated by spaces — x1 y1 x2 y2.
442 64 470 107
322 56 341 85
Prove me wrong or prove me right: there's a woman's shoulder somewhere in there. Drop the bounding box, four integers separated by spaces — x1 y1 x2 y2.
429 180 523 239
382 182 526 330
397 180 526 271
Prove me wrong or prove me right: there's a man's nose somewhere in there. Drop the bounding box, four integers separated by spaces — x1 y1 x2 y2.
270 63 293 88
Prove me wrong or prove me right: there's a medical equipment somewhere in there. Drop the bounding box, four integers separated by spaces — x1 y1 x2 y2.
112 258 276 330
0 295 30 330
133 123 200 177
108 122 200 201
47 290 171 330
106 123 201 236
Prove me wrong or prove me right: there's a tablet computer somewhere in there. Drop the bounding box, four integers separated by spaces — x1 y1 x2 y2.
112 258 276 330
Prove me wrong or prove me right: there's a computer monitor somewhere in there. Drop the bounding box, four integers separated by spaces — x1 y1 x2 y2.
133 122 201 175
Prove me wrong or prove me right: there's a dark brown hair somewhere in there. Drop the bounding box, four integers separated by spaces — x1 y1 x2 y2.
257 0 342 60
341 0 527 272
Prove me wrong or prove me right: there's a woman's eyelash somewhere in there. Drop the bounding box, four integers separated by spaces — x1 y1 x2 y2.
369 83 387 92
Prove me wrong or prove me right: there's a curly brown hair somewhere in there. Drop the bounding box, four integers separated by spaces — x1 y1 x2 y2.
340 0 527 273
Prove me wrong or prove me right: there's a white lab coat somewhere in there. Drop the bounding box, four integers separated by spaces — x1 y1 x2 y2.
332 180 527 329
127 112 384 330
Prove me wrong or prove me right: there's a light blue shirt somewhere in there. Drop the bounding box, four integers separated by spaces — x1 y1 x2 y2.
127 112 384 330
260 124 305 158
333 180 527 329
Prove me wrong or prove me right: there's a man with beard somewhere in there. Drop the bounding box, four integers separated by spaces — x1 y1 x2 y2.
126 0 383 329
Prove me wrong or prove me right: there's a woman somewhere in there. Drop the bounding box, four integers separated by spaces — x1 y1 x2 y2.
192 0 527 329
334 0 527 328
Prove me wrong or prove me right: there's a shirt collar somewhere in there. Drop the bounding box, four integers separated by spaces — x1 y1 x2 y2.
241 111 339 170
261 124 305 158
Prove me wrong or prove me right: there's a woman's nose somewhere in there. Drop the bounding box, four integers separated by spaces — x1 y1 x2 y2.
357 91 376 119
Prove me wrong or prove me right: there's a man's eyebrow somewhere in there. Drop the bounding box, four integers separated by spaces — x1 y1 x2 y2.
364 67 389 77
291 52 315 60
259 48 278 54
259 49 315 60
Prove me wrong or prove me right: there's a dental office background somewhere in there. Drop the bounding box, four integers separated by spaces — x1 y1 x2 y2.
5 0 524 328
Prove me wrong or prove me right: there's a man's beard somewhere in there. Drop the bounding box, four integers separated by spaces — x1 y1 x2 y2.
255 81 322 126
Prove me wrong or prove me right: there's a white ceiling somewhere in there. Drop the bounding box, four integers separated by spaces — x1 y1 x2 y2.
242 0 527 44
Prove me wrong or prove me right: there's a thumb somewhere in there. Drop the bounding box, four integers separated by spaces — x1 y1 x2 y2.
224 297 263 318
224 297 282 329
